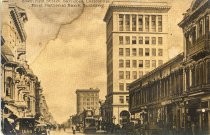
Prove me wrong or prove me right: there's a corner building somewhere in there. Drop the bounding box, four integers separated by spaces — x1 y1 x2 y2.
103 1 171 125
129 0 210 134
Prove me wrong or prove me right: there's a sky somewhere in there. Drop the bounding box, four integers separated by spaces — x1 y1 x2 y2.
5 0 193 123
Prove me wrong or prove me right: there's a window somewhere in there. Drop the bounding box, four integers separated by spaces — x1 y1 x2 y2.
139 60 143 68
119 71 124 79
126 96 129 103
5 78 12 97
199 20 203 37
126 83 130 91
158 37 163 45
158 49 163 56
119 96 124 104
126 71 130 79
145 48 150 56
126 60 130 68
125 15 130 31
145 15 149 32
119 36 123 45
158 15 162 32
139 48 143 56
132 15 137 31
126 36 130 44
138 15 143 31
145 37 149 44
132 48 137 56
119 83 124 91
152 48 156 56
158 60 163 66
139 37 143 44
152 37 156 45
119 14 124 31
151 15 156 32
152 60 156 68
119 59 124 68
132 36 137 44
206 16 209 35
139 71 143 78
132 71 137 79
132 60 137 68
145 60 150 68
126 48 130 56
119 48 123 56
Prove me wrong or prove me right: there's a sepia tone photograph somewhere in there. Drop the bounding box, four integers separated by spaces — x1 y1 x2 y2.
1 0 210 134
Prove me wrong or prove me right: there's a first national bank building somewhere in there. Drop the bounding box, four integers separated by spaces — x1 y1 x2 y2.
103 1 171 124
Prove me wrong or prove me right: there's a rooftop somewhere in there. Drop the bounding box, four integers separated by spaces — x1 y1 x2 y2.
104 1 171 21
76 88 100 93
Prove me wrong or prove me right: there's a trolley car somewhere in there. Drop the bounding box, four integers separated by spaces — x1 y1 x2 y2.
83 109 97 133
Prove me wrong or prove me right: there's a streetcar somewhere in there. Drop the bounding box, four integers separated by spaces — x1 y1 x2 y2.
83 109 97 133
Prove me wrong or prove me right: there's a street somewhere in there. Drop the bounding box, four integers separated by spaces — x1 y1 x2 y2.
50 129 116 135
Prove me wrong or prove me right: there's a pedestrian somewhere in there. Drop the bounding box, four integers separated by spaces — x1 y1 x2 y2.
72 125 76 134
191 122 195 135
46 128 50 135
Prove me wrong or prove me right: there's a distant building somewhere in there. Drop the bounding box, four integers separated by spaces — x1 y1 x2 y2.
76 88 100 116
103 1 171 125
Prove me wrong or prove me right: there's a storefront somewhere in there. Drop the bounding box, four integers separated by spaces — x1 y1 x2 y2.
15 118 35 135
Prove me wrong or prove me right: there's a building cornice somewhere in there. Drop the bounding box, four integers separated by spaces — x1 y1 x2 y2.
9 5 27 42
130 53 184 89
178 0 209 28
76 88 100 94
104 2 171 22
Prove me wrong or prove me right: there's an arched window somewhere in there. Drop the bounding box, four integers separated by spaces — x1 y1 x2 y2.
5 77 13 98
205 16 209 34
200 63 203 85
199 20 203 37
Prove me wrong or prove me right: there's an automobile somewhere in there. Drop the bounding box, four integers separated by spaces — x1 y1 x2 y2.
34 123 49 135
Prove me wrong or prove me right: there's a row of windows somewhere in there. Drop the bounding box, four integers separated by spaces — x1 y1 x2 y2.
85 107 97 110
119 48 163 57
82 102 98 105
119 59 162 69
119 83 130 91
119 14 163 32
185 16 209 49
187 61 210 88
80 93 98 97
118 63 163 79
119 36 163 45
81 97 98 102
119 96 129 104
130 71 184 107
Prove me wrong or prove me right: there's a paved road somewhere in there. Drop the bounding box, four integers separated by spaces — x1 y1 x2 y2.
50 129 117 135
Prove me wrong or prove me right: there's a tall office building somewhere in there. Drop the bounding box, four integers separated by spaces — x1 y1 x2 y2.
76 88 100 115
103 1 171 124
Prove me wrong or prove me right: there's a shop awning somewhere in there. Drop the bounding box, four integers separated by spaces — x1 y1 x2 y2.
4 105 20 118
